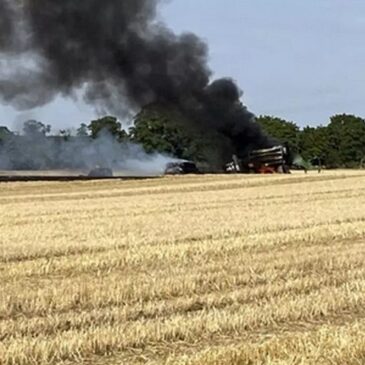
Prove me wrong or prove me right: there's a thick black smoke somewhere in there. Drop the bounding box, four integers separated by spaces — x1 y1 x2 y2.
0 1 12 49
0 0 271 163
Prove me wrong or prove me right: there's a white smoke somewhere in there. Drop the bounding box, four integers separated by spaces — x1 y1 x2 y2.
0 130 183 176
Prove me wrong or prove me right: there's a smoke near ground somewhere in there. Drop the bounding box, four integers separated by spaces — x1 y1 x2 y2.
0 0 271 167
0 131 179 175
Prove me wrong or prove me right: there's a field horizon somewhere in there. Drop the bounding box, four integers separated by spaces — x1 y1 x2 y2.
1 171 365 364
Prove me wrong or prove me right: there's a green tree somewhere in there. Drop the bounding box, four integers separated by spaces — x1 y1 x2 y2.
326 114 365 167
23 120 51 136
131 106 190 158
0 126 13 141
299 126 329 163
76 123 89 137
88 116 127 141
132 104 257 169
130 104 228 168
257 116 300 152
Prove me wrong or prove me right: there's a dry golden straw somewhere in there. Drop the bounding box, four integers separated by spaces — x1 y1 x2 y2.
1 170 365 365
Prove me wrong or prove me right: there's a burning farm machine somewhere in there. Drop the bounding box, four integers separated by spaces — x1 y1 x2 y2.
226 145 291 174
164 161 200 175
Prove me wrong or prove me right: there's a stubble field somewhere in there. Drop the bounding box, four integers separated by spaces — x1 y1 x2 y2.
1 171 365 365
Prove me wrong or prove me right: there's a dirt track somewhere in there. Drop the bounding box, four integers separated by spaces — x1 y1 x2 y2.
0 170 161 182
0 175 160 182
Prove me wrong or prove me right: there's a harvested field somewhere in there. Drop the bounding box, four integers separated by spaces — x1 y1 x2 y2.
1 170 365 365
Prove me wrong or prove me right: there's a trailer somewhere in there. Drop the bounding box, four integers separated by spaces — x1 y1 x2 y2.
226 145 290 174
248 146 290 174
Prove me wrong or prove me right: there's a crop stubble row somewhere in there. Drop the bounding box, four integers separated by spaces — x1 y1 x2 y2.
1 171 365 364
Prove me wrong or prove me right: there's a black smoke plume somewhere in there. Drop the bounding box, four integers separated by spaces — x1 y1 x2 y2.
0 0 271 165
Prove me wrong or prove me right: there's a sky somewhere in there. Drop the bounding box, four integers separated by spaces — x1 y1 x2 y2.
1 0 365 131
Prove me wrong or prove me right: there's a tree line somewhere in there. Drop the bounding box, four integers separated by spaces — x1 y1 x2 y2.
257 114 365 168
1 107 365 169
